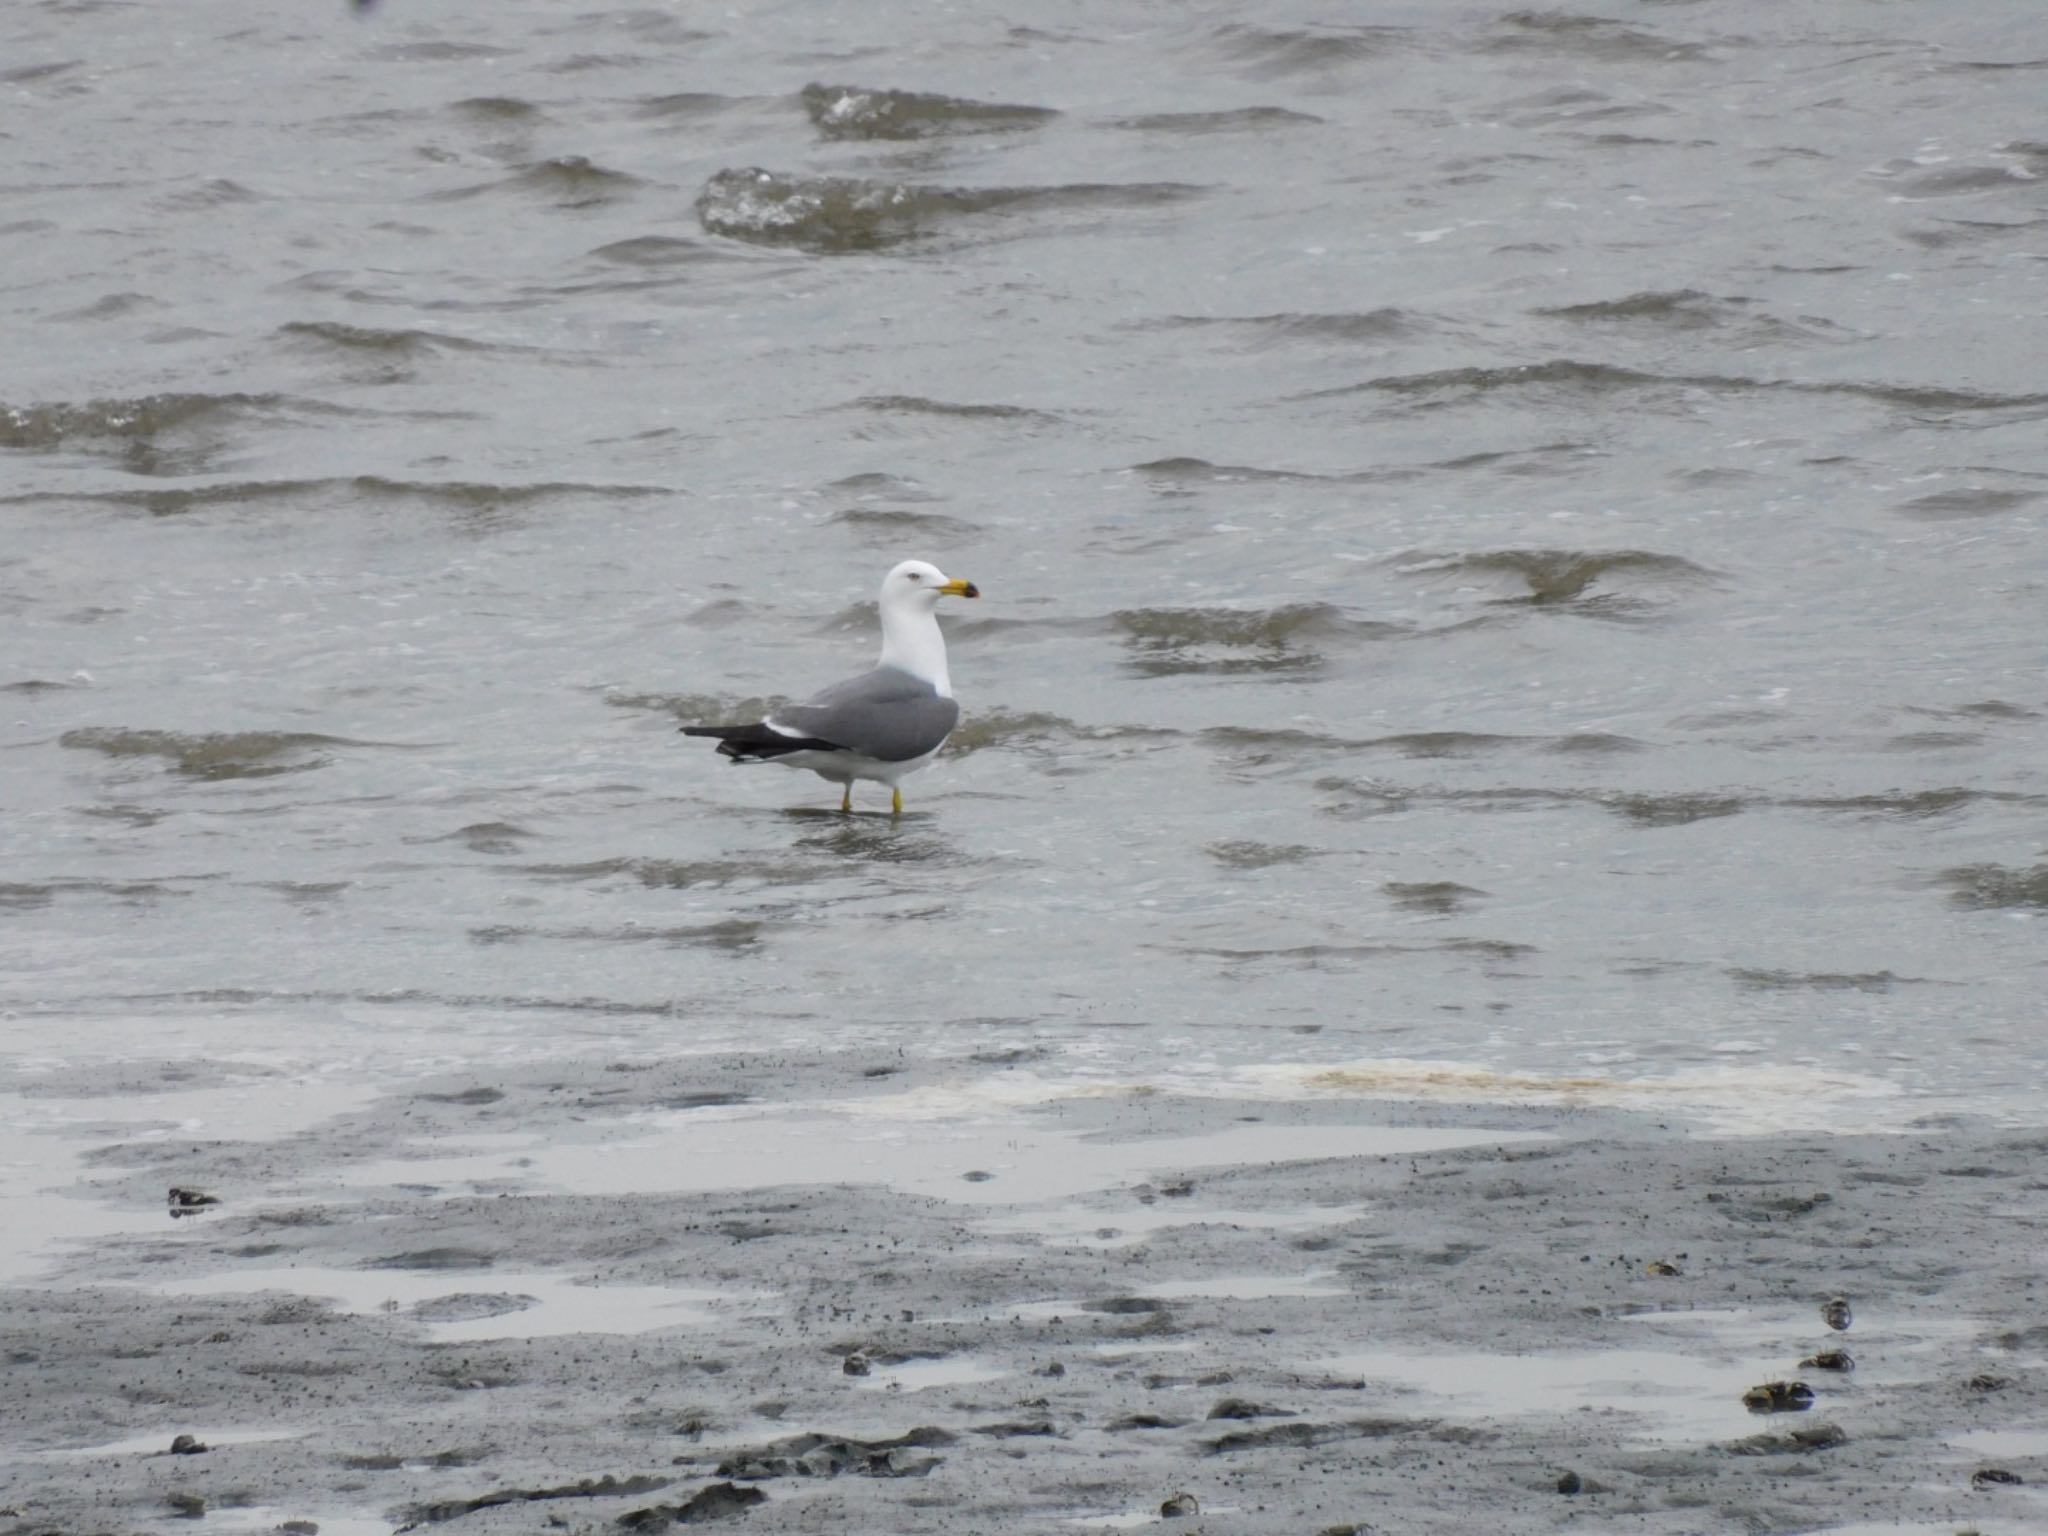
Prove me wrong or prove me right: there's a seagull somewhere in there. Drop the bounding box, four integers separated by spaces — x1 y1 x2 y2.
681 559 980 814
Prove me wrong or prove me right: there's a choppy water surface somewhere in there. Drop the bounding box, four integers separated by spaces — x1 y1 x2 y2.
4 2 2046 1127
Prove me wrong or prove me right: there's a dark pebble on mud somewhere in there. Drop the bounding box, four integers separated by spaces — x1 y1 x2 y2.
168 1433 208 1455
1556 1469 1582 1494
1800 1348 1853 1372
1160 1492 1200 1517
619 1481 767 1528
1973 1467 2024 1488
1207 1398 1292 1420
841 1352 870 1376
1822 1296 1853 1331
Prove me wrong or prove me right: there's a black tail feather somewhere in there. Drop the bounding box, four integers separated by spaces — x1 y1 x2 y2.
681 721 843 762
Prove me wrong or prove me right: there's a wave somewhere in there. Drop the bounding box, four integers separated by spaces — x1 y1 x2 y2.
1115 603 1402 676
695 167 1200 252
1384 881 1487 914
1730 969 1918 992
1109 106 1323 133
0 878 196 910
1869 159 2044 202
450 96 544 122
517 858 819 891
158 179 264 210
53 292 163 322
420 822 536 854
1127 456 1366 485
1483 12 1709 63
277 321 507 356
1154 308 1422 346
1940 864 2048 909
947 709 1177 753
434 156 643 208
1208 24 1408 75
364 39 512 63
612 691 782 724
0 391 286 450
2 476 666 519
827 507 978 537
801 83 1056 140
469 920 762 950
588 235 715 267
633 91 744 119
58 727 377 780
1398 548 1714 610
1201 725 1637 760
1206 840 1320 869
1306 359 2048 415
1428 441 1600 478
842 395 1065 426
1317 780 1754 828
349 475 670 509
3 678 82 695
1532 289 1849 344
1787 788 2040 818
1896 486 2038 519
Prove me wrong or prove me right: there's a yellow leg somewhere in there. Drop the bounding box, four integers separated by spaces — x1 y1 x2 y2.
891 786 903 816
840 785 852 813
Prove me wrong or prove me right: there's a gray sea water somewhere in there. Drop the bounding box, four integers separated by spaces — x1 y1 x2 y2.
4 0 2047 1194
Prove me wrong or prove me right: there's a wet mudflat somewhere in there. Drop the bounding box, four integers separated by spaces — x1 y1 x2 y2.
5 1 2048 1531
6 1050 2048 1535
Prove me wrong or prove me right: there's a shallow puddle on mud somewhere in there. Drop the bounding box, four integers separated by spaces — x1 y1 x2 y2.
1951 1426 2048 1459
1139 1272 1348 1301
37 1426 306 1458
205 1512 392 1536
341 1113 1546 1206
854 1356 1012 1393
0 1081 383 1283
145 1265 749 1341
1324 1344 1771 1443
0 1175 169 1285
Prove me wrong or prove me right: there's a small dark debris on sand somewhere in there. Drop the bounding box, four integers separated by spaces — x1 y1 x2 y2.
618 1482 766 1528
400 1474 670 1527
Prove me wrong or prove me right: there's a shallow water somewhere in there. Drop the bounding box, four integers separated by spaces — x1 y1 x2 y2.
4 0 2046 1162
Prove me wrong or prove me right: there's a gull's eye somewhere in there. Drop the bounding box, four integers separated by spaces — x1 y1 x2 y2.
905 571 921 581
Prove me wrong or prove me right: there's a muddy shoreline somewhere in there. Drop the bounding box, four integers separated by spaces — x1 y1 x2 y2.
5 1051 2046 1534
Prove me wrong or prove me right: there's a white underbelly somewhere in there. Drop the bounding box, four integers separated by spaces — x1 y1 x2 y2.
772 743 944 787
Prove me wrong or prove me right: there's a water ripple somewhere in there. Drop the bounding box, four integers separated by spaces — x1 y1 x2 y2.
695 168 1201 252
801 83 1057 140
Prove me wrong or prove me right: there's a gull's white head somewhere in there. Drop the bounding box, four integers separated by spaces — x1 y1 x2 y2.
875 558 978 694
880 558 980 611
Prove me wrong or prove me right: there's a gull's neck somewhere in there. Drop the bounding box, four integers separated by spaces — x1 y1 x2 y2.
878 600 952 697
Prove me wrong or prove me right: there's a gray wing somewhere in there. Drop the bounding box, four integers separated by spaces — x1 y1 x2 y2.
768 666 960 763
